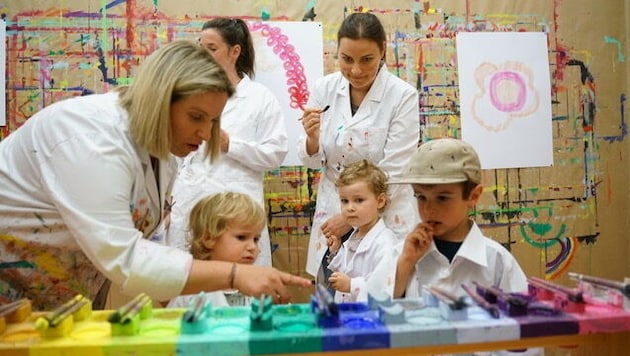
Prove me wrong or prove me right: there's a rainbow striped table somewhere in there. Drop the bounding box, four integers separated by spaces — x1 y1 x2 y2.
1 293 629 355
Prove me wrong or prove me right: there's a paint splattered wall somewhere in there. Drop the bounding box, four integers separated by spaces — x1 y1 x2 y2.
1 0 628 302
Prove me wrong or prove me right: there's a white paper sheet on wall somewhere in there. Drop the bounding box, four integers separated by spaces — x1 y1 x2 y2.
251 21 324 166
456 32 553 170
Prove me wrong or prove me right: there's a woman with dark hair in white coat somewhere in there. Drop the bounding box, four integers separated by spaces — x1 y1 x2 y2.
298 13 420 286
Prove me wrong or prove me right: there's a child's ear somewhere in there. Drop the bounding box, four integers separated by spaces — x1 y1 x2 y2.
467 184 483 207
377 192 388 209
201 234 216 251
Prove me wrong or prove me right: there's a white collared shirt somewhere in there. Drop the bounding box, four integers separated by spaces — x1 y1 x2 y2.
404 222 528 299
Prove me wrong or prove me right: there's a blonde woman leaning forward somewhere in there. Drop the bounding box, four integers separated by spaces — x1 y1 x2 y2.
0 40 310 310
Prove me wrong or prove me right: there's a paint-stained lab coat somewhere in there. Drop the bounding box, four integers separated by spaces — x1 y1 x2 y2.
167 76 288 267
328 219 397 303
298 65 420 277
0 92 191 310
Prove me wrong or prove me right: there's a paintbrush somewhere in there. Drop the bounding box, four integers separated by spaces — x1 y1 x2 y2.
315 283 338 316
183 293 208 323
428 286 467 310
462 284 500 318
108 293 151 324
528 277 583 303
569 272 630 298
0 299 28 317
36 295 88 329
487 286 529 307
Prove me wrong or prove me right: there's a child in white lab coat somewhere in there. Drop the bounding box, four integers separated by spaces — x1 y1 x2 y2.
326 160 397 303
168 192 264 308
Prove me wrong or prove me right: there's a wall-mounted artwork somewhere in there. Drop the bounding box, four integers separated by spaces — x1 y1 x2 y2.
251 21 323 166
457 32 553 169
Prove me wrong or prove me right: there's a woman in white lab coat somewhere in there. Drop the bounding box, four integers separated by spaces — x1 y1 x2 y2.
298 13 420 281
168 18 288 267
0 40 309 310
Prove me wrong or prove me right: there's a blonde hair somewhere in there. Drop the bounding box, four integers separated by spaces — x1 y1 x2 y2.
188 192 266 260
336 159 389 213
119 40 234 161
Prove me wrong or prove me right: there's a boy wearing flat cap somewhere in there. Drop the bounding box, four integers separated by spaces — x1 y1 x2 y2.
392 138 527 299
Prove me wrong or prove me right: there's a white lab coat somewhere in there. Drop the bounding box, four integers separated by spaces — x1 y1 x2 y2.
298 65 420 277
0 92 192 310
167 75 288 267
328 219 398 303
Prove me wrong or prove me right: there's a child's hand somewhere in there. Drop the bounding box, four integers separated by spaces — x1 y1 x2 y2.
400 223 434 264
329 272 351 293
393 223 433 299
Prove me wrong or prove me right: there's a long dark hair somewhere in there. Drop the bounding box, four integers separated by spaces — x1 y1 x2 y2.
202 18 255 78
337 12 387 59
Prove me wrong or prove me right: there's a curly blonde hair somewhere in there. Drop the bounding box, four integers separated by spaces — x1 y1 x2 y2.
187 192 266 260
335 159 390 213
